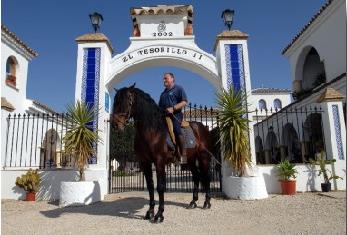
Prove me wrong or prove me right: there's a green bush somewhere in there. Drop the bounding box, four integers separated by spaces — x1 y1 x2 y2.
113 170 135 177
15 169 40 193
276 160 298 181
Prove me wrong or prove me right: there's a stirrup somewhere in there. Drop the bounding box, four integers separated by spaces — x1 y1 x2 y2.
180 155 187 164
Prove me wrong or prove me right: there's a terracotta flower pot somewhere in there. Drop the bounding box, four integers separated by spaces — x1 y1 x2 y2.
26 192 36 201
280 180 296 195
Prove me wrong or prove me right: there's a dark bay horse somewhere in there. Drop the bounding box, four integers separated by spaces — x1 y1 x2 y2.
112 84 214 223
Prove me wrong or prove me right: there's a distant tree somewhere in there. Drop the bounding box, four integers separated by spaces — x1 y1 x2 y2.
110 123 136 170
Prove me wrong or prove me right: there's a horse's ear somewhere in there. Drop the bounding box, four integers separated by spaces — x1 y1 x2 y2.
129 83 136 89
113 88 118 93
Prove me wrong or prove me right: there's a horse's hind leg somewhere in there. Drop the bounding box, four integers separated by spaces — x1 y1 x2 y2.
199 151 212 209
153 158 166 223
187 155 199 209
143 162 155 220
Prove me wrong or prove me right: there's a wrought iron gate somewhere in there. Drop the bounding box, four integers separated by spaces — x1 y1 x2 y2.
109 104 222 193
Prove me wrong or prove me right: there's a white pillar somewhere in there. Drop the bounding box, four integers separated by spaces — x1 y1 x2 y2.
74 33 113 197
318 88 346 190
214 30 255 175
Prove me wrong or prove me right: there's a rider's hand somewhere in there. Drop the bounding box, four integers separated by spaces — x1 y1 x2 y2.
166 107 174 114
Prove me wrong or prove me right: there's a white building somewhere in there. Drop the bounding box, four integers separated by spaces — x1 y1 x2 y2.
1 25 73 200
254 0 346 193
249 87 292 121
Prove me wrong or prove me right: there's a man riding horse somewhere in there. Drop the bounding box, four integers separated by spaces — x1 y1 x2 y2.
159 72 187 163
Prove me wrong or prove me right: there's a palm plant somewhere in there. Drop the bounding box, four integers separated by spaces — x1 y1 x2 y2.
216 87 251 176
309 154 342 184
63 101 101 181
276 160 298 181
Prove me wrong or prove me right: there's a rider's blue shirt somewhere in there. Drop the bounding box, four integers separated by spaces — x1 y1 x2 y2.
159 84 187 113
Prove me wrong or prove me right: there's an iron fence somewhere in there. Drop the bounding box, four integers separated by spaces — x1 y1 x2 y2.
253 105 326 164
3 113 75 169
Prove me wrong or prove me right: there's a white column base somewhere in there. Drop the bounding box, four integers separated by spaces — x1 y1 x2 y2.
223 175 268 200
59 181 102 207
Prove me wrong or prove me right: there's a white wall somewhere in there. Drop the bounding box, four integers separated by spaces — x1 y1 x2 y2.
249 93 292 113
285 0 346 91
1 169 107 200
1 42 29 113
258 163 346 193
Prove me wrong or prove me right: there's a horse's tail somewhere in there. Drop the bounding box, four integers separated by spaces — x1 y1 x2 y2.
190 121 222 165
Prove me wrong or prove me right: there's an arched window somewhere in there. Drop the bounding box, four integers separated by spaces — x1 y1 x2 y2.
258 99 267 110
6 56 17 87
273 99 282 110
302 47 326 90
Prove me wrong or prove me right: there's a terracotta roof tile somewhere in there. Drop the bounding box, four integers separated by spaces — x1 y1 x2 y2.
214 30 249 51
252 87 291 94
32 100 57 114
1 24 38 58
316 87 344 103
282 0 334 55
130 5 193 16
1 97 15 111
76 33 114 53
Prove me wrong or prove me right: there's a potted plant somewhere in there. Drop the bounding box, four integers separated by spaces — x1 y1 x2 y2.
276 160 298 195
216 87 268 200
309 154 342 192
15 169 40 201
60 101 102 207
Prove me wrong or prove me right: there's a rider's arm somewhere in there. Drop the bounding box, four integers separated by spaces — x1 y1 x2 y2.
173 101 187 111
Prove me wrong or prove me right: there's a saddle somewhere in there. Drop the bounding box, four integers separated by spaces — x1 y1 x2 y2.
165 117 195 149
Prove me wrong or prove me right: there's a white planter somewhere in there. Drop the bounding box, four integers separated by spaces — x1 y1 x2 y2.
59 181 101 207
223 175 268 200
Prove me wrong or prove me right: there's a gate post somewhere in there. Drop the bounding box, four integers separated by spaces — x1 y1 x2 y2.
214 30 255 171
214 30 268 199
317 88 346 190
74 32 113 197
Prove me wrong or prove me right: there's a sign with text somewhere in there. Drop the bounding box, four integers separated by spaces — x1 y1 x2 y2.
121 46 204 63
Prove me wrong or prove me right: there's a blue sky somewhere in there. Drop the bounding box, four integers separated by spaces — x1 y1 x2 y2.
2 0 325 112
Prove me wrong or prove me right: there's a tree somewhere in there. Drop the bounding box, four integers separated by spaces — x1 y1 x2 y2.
63 101 101 181
110 123 136 170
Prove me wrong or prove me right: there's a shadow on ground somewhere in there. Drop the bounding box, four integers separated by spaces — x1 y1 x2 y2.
40 197 188 220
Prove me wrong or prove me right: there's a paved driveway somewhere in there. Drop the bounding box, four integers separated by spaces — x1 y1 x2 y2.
2 191 346 235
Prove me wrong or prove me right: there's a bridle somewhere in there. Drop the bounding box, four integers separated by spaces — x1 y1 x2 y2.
114 90 134 126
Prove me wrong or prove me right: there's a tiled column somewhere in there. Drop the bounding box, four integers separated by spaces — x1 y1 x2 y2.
214 30 254 176
75 33 113 169
317 88 346 190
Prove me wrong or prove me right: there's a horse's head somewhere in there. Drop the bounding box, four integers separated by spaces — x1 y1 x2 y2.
112 83 136 130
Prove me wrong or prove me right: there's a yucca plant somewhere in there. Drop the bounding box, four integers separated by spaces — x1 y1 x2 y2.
63 101 101 181
216 87 251 176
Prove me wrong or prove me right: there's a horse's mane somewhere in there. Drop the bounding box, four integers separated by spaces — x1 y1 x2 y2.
132 88 166 131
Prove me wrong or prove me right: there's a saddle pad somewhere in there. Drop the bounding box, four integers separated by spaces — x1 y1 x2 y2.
166 126 196 150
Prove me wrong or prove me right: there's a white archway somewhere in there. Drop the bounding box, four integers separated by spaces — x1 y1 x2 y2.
105 43 221 91
73 5 253 199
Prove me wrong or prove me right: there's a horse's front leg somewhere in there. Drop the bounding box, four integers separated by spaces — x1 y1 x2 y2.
187 155 199 209
143 162 155 220
153 158 166 223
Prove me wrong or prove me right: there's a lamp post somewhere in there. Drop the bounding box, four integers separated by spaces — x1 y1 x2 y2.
89 12 103 33
221 9 234 31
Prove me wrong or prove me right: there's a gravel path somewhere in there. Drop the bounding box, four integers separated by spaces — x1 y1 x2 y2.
2 191 346 235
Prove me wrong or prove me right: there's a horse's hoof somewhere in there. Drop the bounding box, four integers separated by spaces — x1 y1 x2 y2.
152 215 164 223
186 201 197 209
144 210 154 220
202 201 211 209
